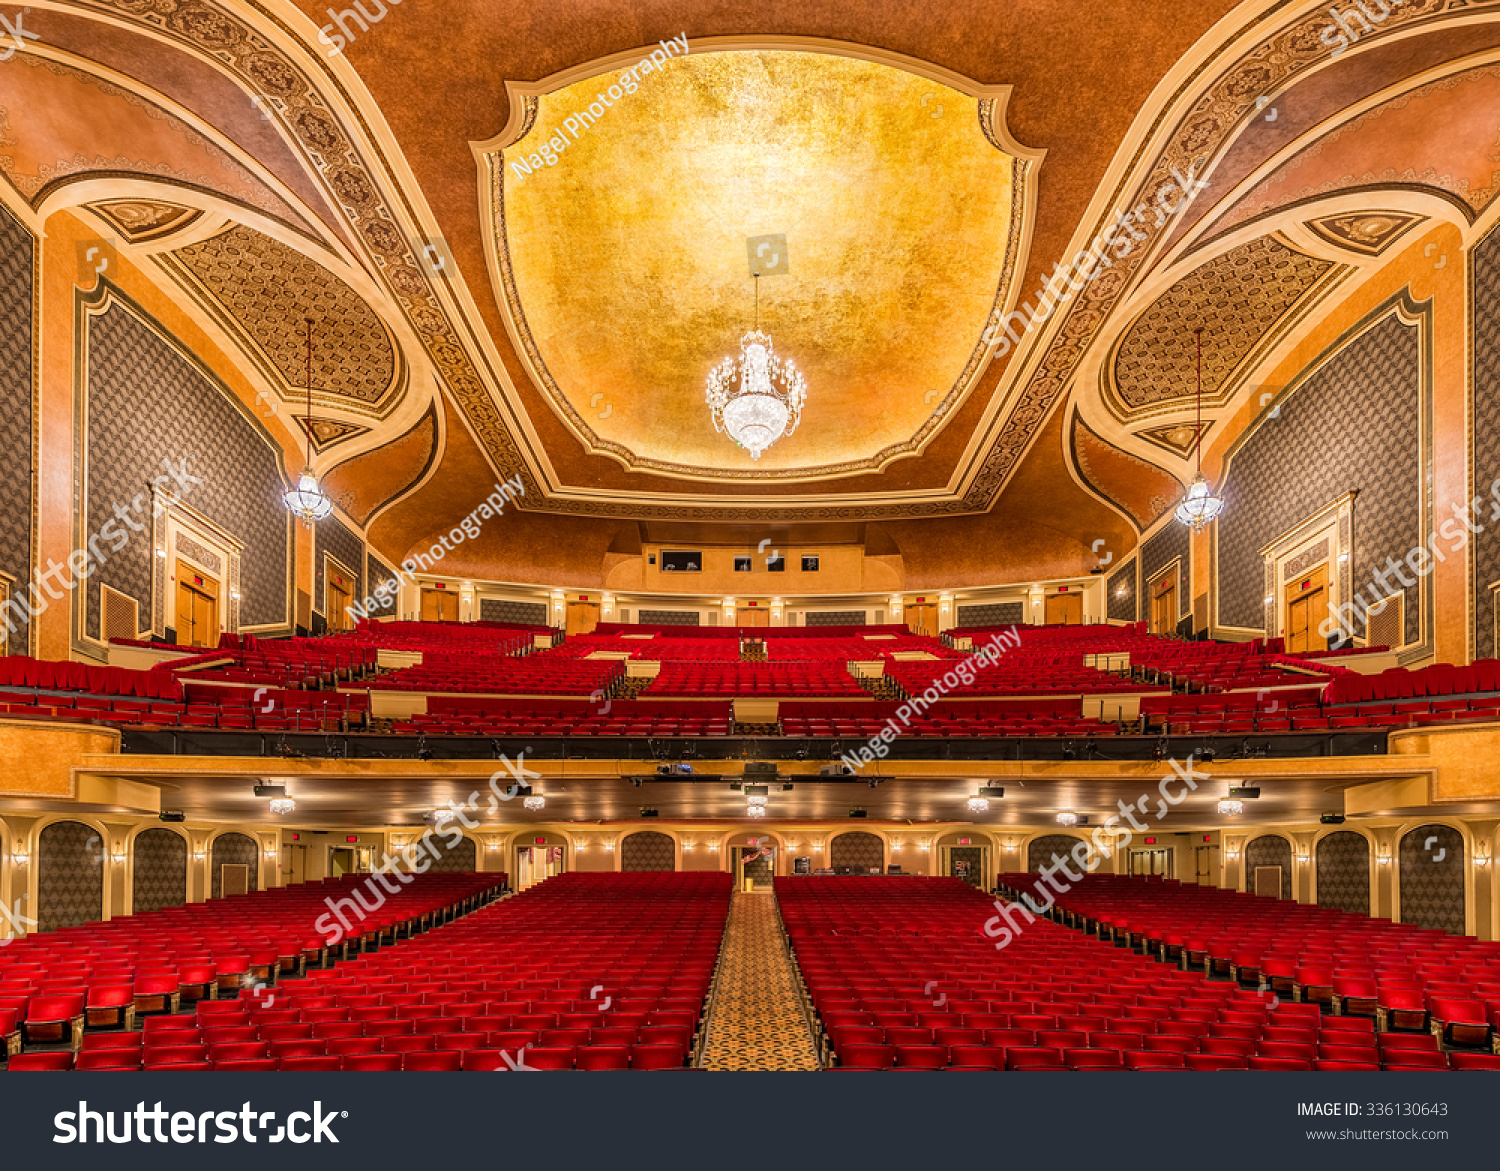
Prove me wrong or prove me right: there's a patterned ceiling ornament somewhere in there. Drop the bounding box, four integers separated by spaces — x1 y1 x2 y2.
69 0 1466 521
1136 419 1212 458
295 414 369 453
88 199 203 242
1304 210 1426 256
1070 412 1182 530
1109 236 1341 418
160 224 401 413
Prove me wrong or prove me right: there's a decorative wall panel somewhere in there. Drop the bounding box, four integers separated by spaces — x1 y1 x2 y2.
956 603 1024 628
1218 307 1426 643
424 833 477 872
1314 830 1369 915
620 830 675 872
0 204 33 653
1107 559 1138 623
314 513 363 616
480 599 548 625
1472 229 1500 659
830 831 885 874
638 610 700 626
132 827 188 914
1399 824 1465 935
1027 833 1085 872
1245 834 1293 899
1141 522 1189 623
366 554 397 617
37 821 103 933
210 832 260 899
81 296 288 637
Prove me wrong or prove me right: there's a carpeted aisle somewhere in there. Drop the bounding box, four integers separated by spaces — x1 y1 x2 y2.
699 890 821 1071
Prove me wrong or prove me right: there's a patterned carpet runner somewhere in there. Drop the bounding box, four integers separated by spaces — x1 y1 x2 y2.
699 889 821 1071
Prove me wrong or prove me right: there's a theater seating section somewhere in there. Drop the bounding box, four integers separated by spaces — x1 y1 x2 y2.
995 873 1500 1067
1 871 725 1072
0 623 1488 741
784 875 1499 1071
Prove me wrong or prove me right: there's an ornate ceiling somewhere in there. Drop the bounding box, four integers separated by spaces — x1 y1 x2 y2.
14 0 1500 582
486 50 1024 480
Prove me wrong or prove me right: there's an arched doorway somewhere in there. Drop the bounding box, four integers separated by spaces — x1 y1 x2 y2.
1026 834 1084 873
132 827 188 914
938 832 989 888
1399 824 1465 934
210 832 259 898
725 832 780 890
514 832 567 889
1245 834 1292 899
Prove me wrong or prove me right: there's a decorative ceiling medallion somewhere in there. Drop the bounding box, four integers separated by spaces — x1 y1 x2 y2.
295 415 370 453
88 199 203 242
1136 419 1213 458
158 224 403 415
1304 210 1426 256
482 47 1037 481
1108 235 1343 419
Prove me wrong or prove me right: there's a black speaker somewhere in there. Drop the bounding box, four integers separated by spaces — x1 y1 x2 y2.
159 810 186 822
163 627 177 644
311 612 327 636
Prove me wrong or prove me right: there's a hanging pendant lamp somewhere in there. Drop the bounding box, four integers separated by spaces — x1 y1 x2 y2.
1174 328 1225 533
283 318 333 528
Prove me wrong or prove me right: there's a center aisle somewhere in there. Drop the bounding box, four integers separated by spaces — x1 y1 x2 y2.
699 889 822 1071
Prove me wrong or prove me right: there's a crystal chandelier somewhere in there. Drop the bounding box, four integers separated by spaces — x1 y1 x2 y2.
283 318 333 528
1175 328 1224 532
705 275 806 460
967 796 990 814
269 797 295 815
746 805 766 819
1056 811 1078 827
1217 798 1244 816
523 795 545 811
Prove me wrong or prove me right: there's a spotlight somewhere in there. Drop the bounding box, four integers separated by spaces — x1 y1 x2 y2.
1319 813 1346 825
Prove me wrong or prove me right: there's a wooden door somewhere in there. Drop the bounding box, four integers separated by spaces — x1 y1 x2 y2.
737 608 770 628
1044 593 1083 625
420 588 459 623
1254 866 1283 898
1149 575 1177 635
327 577 353 632
565 601 600 636
1284 566 1328 654
907 604 937 638
175 561 220 647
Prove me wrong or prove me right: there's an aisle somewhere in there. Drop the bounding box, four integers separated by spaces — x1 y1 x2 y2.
699 889 821 1071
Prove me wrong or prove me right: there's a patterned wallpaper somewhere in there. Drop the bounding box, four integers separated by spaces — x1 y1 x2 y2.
37 821 103 933
807 610 867 626
0 203 33 654
1245 834 1293 899
1217 309 1425 641
366 553 397 617
424 834 476 872
82 297 289 636
1027 833 1085 872
638 610 700 626
956 602 1024 628
132 827 188 914
210 832 260 899
1107 558 1138 623
315 512 364 617
1473 229 1500 658
1141 522 1190 625
1314 830 1369 915
1399 824 1465 935
620 831 676 872
830 831 885 874
480 599 547 625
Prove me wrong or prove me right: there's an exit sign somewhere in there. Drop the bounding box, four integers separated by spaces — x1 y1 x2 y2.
957 837 970 845
1058 585 1069 593
534 837 546 845
1144 837 1157 845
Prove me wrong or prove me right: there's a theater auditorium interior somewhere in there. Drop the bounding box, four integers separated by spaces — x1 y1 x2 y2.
3 0 1500 1099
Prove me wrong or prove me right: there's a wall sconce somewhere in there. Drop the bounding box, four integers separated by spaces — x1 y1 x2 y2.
919 841 931 852
1476 847 1491 869
111 845 127 865
683 841 694 852
263 844 278 860
1295 850 1310 864
707 841 719 853
1377 849 1391 866
786 841 798 851
486 837 501 853
574 839 587 852
1225 846 1240 861
1003 840 1016 852
11 847 28 866
812 841 823 852
391 835 409 851
603 841 615 852
891 840 902 852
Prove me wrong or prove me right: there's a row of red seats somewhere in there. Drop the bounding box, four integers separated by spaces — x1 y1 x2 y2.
1003 873 1500 1048
783 877 1490 1071
378 656 623 695
0 656 179 699
1325 659 1500 704
645 663 867 698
